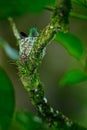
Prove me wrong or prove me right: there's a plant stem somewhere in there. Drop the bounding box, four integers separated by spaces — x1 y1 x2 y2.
17 0 72 127
8 17 21 41
9 0 87 129
45 6 87 21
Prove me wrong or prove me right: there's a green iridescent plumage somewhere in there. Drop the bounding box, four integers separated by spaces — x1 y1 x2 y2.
28 28 39 37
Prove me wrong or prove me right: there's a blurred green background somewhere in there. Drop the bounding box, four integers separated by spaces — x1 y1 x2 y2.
0 2 87 128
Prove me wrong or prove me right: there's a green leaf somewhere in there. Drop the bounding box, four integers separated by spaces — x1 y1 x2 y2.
0 0 56 18
70 12 87 20
55 32 84 59
72 0 87 8
60 69 87 86
10 112 87 130
0 38 18 60
28 0 56 12
13 111 48 130
47 0 56 5
0 67 15 130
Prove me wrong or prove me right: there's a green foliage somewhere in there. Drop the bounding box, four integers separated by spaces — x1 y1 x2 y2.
27 0 55 13
0 0 87 130
72 0 87 8
0 38 18 60
55 32 84 60
0 0 56 18
70 12 87 20
12 111 49 130
71 0 87 20
60 69 87 86
0 67 15 130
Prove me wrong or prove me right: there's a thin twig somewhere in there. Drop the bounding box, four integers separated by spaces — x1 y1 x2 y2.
8 17 21 41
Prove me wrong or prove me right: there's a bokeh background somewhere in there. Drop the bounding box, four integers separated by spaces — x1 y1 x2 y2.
0 4 87 127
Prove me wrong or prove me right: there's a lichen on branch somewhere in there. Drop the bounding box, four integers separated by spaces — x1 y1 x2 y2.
9 0 87 129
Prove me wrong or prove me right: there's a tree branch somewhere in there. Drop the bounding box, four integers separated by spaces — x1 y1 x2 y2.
9 0 87 129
